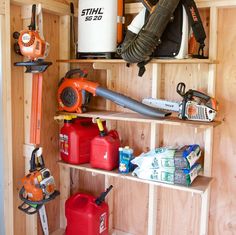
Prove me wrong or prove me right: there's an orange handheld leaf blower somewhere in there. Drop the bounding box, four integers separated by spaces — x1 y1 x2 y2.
58 69 171 118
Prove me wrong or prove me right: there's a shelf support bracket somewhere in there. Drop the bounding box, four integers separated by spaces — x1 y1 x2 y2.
200 187 211 235
93 62 117 129
147 63 162 235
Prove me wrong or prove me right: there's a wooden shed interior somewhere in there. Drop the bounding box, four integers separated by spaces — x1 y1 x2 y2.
1 0 236 235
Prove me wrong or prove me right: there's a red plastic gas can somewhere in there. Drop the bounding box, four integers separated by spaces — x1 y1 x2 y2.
90 130 120 170
65 193 109 235
60 117 100 164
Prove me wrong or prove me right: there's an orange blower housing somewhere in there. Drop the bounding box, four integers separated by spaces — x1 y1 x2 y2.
58 77 99 113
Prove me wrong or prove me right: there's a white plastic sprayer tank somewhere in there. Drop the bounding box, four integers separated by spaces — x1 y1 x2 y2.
78 0 118 54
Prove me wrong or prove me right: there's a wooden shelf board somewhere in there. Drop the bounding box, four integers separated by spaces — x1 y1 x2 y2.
59 110 221 128
57 58 218 64
58 161 213 195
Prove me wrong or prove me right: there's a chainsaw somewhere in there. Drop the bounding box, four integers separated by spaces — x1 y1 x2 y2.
18 148 60 235
13 4 52 73
58 69 171 118
142 82 218 122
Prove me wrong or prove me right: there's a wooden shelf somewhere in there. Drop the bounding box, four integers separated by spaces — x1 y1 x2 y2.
59 110 221 128
58 161 213 195
57 58 218 64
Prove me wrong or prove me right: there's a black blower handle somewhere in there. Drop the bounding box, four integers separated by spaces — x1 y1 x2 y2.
65 68 87 78
95 185 113 206
58 68 88 87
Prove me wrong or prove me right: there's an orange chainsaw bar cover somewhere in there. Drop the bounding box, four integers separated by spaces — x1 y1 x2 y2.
18 30 46 60
58 77 99 113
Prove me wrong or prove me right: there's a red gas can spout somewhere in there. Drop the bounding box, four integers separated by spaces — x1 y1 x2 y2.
95 185 113 206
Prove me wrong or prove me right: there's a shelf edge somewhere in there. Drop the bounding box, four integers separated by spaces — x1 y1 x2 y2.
56 58 218 65
58 111 221 128
58 161 214 195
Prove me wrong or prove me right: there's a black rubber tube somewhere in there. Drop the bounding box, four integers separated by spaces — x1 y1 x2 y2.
121 0 180 63
96 87 171 118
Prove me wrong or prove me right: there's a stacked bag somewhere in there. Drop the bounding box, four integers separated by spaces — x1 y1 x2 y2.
131 145 202 186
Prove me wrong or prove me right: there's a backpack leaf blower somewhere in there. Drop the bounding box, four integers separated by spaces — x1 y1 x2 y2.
119 0 207 76
119 0 180 63
58 69 171 118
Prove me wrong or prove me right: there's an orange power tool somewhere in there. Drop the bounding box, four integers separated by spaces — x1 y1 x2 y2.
18 148 59 235
13 4 52 145
18 148 60 215
58 69 170 118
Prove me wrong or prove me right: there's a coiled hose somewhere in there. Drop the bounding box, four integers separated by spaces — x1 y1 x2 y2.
120 0 180 63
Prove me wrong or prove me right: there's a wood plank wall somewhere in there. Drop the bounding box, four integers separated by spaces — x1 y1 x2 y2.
210 8 236 235
9 1 236 235
10 5 25 235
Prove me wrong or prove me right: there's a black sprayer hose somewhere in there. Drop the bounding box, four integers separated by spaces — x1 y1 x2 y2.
120 0 180 63
96 87 171 118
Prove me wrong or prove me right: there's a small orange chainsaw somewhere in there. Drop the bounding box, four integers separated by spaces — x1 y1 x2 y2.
142 82 218 122
18 148 59 234
18 148 60 215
